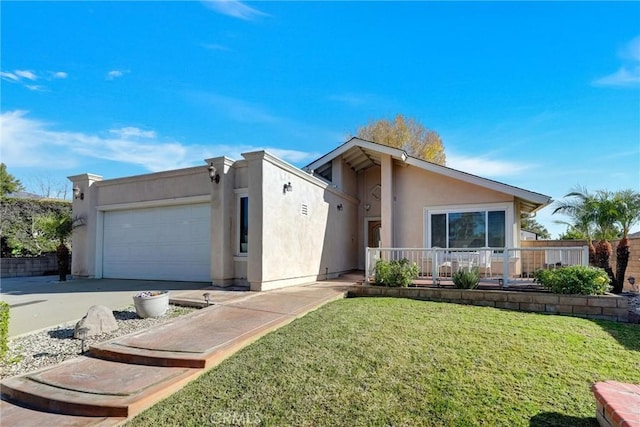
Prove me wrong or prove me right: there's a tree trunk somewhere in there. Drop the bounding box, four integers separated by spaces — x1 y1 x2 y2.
615 237 630 294
595 240 617 292
588 241 596 266
56 243 69 282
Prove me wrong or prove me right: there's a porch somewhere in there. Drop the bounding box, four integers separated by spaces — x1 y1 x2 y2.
365 246 590 288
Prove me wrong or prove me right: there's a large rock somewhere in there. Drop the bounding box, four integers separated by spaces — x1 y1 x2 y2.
74 305 118 338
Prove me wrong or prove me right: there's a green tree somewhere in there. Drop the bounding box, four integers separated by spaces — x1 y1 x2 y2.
557 226 587 240
520 216 551 239
35 213 83 281
0 163 24 198
354 114 446 165
612 189 640 293
553 187 639 293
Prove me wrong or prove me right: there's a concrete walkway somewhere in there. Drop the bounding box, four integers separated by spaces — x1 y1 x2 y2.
0 276 209 337
0 279 356 426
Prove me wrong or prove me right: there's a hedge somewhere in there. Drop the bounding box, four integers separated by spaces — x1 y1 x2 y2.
0 197 72 257
0 301 9 360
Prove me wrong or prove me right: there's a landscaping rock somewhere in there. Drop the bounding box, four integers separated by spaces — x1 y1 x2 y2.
74 305 118 338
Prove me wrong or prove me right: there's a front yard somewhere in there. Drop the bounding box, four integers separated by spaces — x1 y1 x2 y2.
128 297 640 426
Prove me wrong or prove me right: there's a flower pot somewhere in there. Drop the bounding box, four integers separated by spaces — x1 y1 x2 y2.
133 291 169 318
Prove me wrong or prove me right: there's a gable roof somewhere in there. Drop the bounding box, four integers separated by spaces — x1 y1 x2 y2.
305 137 552 213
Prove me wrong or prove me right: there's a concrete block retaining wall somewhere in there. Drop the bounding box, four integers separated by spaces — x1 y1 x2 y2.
349 285 629 322
0 254 63 278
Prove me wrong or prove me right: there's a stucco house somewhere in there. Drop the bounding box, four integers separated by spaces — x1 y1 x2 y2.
68 137 551 291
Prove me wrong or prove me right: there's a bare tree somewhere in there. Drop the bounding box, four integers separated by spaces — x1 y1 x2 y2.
29 175 71 200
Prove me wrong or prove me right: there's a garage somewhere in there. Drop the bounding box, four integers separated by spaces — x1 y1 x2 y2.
102 203 211 282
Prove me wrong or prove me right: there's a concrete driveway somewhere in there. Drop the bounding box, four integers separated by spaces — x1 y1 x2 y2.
0 276 209 337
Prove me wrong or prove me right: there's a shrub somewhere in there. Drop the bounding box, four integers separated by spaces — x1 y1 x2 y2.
0 198 72 257
534 265 611 295
374 258 419 287
452 268 480 289
0 301 9 360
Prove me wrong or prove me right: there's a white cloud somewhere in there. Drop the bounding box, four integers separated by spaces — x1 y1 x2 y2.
0 110 319 173
1 69 69 90
593 36 640 87
15 70 37 80
25 85 47 92
201 43 230 51
593 66 640 86
328 93 367 107
446 153 535 178
0 71 19 81
202 0 268 20
109 127 157 139
106 70 128 80
191 91 281 124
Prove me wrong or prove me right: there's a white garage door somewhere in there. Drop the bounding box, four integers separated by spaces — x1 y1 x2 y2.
102 203 211 282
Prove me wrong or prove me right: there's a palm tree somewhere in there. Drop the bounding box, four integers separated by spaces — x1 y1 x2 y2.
552 187 600 265
612 189 640 293
36 213 83 281
553 187 639 294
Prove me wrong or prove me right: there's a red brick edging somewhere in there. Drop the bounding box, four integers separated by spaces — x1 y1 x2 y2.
592 381 640 427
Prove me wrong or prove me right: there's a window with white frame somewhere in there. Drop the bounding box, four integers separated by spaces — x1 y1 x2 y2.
427 206 508 249
237 194 248 255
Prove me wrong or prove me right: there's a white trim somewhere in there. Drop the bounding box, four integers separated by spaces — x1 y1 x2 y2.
423 202 514 248
305 137 407 171
305 138 550 210
94 165 206 187
96 195 210 212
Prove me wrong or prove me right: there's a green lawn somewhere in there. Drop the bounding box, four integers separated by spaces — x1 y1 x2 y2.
128 298 640 427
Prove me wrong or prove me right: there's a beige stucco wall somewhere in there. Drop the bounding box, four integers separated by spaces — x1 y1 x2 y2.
94 167 210 206
394 165 515 248
246 152 358 291
69 167 212 278
354 161 518 268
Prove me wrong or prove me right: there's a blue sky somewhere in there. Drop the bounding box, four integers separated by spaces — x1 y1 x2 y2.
1 1 639 238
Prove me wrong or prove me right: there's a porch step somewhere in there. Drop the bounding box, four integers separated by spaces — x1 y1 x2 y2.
0 357 201 417
0 399 124 427
89 303 293 370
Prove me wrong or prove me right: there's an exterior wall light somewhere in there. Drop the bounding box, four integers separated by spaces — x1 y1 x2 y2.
283 182 292 193
208 163 220 184
73 185 84 200
337 203 344 211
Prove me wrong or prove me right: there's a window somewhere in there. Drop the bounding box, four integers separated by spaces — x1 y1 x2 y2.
428 208 506 248
238 196 248 254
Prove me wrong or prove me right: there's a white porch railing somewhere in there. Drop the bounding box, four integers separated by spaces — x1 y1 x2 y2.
365 246 589 287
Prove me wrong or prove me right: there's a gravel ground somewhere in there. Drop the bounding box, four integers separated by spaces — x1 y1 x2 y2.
1 305 197 379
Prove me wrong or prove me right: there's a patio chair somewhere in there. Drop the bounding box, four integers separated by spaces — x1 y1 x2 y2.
478 248 493 279
454 251 476 272
423 248 453 278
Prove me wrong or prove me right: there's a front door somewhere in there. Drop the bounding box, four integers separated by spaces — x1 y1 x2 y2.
368 220 382 248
